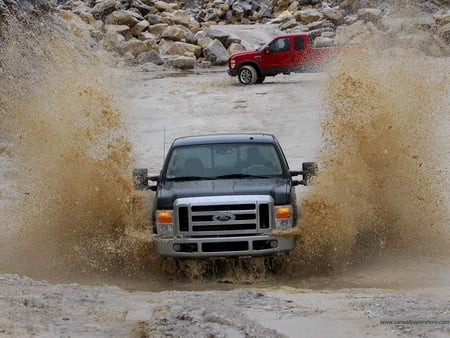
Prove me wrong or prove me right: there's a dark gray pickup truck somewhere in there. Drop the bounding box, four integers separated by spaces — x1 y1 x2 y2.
133 133 316 258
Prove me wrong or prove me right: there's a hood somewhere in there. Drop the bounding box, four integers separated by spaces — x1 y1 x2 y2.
229 49 262 60
156 178 290 209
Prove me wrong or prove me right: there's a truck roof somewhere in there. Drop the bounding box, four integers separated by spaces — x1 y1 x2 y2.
275 32 311 38
171 133 277 147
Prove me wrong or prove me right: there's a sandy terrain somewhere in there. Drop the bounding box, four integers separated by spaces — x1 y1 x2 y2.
0 24 449 337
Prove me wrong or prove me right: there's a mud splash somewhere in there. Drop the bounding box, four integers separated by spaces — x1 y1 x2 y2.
0 9 257 286
1 6 449 286
0 14 156 281
289 45 449 273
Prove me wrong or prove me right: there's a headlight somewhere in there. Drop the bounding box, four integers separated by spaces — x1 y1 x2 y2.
274 205 293 230
156 210 174 235
230 59 236 68
157 223 174 236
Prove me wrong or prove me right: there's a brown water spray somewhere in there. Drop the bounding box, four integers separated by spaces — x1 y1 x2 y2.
290 44 449 272
1 9 448 284
0 18 155 279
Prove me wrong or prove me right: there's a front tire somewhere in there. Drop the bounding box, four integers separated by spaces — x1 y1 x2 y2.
256 75 265 84
238 65 257 85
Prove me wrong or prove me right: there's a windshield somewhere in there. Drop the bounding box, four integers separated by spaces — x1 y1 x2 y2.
165 143 284 180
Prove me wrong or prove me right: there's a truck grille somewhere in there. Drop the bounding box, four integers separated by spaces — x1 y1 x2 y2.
174 196 273 236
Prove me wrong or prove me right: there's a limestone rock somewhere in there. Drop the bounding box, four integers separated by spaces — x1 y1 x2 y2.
164 55 196 69
90 0 119 21
203 39 229 65
105 10 141 26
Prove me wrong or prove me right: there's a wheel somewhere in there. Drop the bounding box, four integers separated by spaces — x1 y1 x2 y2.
256 75 265 84
238 65 257 85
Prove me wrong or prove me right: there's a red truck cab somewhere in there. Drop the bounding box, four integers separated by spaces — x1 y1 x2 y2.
228 32 340 85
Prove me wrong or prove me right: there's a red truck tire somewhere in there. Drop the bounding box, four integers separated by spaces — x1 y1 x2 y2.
238 65 258 85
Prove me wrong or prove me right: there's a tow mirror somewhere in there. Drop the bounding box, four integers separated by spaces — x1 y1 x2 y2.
299 162 318 186
132 168 158 191
290 170 301 176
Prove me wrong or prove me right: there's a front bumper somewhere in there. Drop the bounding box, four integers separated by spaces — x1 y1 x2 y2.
227 68 237 76
155 234 295 258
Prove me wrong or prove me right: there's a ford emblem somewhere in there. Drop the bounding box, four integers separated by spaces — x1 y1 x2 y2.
212 212 235 222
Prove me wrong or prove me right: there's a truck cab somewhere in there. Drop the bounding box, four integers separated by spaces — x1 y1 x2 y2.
228 32 340 85
133 133 317 258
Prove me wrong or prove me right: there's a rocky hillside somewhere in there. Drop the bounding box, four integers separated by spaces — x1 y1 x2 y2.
1 0 450 69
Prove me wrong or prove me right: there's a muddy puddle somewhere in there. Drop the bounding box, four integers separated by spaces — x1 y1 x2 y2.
0 8 449 292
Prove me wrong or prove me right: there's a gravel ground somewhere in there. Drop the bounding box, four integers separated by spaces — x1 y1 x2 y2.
0 273 448 337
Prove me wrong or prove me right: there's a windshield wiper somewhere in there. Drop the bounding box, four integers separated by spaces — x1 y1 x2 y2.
213 173 273 179
166 176 215 181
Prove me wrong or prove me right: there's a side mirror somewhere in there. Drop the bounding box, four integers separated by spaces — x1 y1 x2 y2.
290 170 301 186
299 162 318 186
148 175 159 191
132 168 158 191
290 170 301 176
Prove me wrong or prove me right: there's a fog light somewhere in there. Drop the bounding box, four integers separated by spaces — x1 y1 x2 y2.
270 240 278 248
173 244 181 252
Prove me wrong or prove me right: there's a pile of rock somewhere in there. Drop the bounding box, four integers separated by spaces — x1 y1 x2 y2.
55 0 450 69
58 0 255 69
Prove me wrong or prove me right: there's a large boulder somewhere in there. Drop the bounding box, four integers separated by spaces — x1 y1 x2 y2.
298 9 323 24
164 55 196 69
154 1 179 12
147 23 168 36
90 0 120 21
135 50 164 65
228 42 246 54
105 10 141 26
203 39 229 65
160 25 195 43
197 36 214 49
204 28 230 46
129 19 150 37
322 7 345 26
121 37 159 57
159 39 202 58
280 18 299 30
130 0 152 16
169 9 192 26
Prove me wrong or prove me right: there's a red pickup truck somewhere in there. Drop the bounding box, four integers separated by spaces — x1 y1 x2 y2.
227 32 341 85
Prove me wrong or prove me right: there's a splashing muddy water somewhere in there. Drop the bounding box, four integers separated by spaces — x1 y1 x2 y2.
0 16 156 281
289 45 450 273
1 9 449 287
